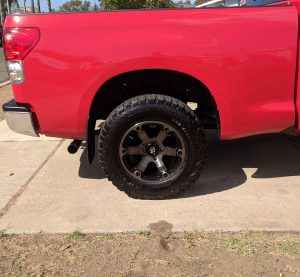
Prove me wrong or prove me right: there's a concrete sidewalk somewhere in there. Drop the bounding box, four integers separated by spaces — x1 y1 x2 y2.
0 120 300 234
0 121 62 214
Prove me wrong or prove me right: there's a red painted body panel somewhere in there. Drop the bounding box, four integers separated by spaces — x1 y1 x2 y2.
293 0 300 132
295 32 300 132
4 6 299 140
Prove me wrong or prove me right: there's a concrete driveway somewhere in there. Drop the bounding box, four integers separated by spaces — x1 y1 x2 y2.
0 113 300 234
0 49 9 83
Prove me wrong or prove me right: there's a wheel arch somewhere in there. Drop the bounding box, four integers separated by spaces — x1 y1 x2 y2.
90 69 219 122
87 69 220 163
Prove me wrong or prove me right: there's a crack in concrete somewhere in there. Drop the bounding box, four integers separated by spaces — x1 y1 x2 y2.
0 140 64 218
0 81 11 88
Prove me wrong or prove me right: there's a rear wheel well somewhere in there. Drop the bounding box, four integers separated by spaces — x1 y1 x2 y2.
90 69 219 129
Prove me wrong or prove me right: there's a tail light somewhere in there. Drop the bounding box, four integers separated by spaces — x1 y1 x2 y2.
3 27 40 61
3 28 39 83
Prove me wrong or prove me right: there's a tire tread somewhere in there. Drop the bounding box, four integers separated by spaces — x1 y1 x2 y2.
98 94 208 199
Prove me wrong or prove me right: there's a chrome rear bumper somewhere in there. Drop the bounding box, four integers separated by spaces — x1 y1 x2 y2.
2 100 39 137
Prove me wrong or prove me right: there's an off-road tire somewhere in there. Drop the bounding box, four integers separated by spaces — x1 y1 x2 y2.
98 94 208 200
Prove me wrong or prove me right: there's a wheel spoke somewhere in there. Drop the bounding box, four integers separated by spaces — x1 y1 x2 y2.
136 156 152 172
163 147 177 157
154 155 167 173
137 131 152 144
156 130 167 146
120 120 186 183
127 145 144 155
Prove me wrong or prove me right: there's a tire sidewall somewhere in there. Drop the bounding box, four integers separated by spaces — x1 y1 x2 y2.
99 98 207 198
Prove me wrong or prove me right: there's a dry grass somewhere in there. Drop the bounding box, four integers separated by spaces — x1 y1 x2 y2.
0 231 299 276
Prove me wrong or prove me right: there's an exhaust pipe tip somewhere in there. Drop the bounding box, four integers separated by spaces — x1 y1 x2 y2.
68 140 82 154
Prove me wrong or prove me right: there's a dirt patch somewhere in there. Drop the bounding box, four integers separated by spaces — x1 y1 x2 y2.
0 84 13 121
149 220 173 235
0 231 299 276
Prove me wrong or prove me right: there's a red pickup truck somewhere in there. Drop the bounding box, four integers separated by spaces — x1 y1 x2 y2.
2 1 300 199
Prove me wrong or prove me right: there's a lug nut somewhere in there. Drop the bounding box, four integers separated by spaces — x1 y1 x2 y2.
177 149 183 156
163 173 168 178
135 171 141 177
136 127 141 132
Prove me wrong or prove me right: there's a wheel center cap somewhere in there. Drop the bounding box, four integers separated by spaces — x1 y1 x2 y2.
145 143 160 157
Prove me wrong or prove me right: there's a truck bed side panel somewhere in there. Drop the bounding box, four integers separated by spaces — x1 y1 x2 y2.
4 7 299 139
